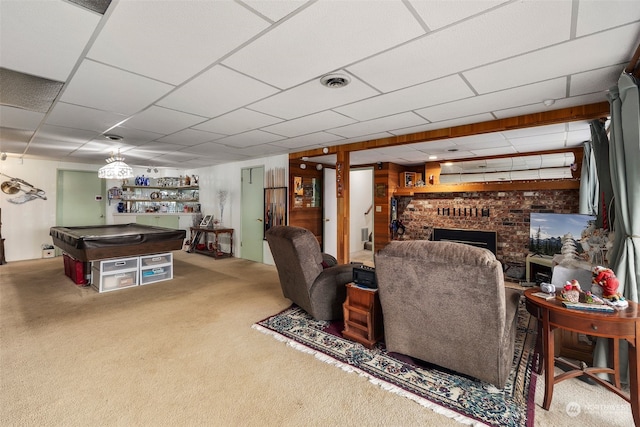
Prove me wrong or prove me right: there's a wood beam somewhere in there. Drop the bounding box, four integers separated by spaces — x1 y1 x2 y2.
289 102 609 159
335 150 349 264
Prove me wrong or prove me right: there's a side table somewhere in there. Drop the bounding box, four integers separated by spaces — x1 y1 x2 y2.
189 227 233 258
524 288 640 425
342 283 383 349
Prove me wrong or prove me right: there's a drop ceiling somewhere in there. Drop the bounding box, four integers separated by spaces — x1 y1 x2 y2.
0 0 638 169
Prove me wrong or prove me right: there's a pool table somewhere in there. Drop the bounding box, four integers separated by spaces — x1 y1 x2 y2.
49 223 186 262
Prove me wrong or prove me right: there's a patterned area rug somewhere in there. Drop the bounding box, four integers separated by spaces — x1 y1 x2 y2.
253 298 538 427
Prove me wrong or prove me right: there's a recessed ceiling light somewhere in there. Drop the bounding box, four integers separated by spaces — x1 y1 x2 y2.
428 155 437 160
320 73 351 89
543 99 555 107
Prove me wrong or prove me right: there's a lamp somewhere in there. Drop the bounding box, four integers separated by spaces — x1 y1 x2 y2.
98 151 134 179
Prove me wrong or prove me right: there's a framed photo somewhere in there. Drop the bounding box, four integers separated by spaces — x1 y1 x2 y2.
200 215 213 227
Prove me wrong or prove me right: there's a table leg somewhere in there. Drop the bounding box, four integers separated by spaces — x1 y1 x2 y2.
630 343 640 427
611 338 621 389
542 309 555 410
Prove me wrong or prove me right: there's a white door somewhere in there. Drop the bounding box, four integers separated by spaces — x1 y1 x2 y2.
323 167 337 258
241 166 264 263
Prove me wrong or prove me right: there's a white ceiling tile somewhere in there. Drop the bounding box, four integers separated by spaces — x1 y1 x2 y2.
463 24 639 94
32 124 98 145
502 124 567 139
223 0 426 89
269 132 344 149
347 0 572 93
216 130 284 148
508 132 569 148
329 112 427 138
135 142 184 154
408 0 508 31
157 66 279 118
470 147 518 157
0 1 100 81
391 113 496 136
193 109 282 135
123 106 206 135
0 137 29 152
335 75 474 121
576 0 640 37
87 1 269 85
241 0 309 22
156 129 225 146
450 133 510 149
513 142 571 153
60 60 174 115
263 111 356 138
416 78 567 122
570 65 623 97
45 102 127 133
27 139 83 156
0 106 44 130
180 142 251 159
249 71 379 120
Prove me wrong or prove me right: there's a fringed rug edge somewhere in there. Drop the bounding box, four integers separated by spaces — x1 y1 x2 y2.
251 323 490 427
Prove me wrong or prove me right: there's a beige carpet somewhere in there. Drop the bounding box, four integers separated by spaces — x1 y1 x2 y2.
0 251 633 426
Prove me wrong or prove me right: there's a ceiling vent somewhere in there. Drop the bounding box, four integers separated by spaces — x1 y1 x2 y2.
320 74 351 89
104 134 123 141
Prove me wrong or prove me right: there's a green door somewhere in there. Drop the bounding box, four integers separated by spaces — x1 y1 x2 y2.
241 166 264 263
56 170 105 226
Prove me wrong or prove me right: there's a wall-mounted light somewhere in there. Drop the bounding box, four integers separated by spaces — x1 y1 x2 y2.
300 163 307 169
316 164 323 171
322 147 329 154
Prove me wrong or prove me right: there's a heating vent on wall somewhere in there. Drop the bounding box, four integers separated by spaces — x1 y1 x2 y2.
361 228 368 242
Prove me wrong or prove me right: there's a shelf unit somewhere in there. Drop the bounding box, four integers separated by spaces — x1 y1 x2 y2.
120 183 199 214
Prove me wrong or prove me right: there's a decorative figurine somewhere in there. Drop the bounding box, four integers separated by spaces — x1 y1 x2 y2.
560 280 581 302
592 266 628 308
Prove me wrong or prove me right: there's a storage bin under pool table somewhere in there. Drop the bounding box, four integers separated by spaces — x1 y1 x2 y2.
91 257 139 293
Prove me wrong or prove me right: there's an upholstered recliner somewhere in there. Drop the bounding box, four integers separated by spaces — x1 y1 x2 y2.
375 240 521 388
265 225 358 321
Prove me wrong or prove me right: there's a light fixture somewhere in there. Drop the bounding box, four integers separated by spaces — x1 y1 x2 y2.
316 164 323 171
322 147 329 154
299 163 307 169
98 150 134 179
320 73 351 89
428 155 437 160
543 99 555 107
0 152 6 161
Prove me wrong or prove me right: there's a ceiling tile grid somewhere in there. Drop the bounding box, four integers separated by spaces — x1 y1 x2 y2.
0 0 636 167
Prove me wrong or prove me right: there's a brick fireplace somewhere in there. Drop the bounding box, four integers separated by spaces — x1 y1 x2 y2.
395 189 580 278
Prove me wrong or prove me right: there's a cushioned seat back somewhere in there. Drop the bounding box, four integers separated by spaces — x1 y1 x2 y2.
265 226 324 313
375 240 512 387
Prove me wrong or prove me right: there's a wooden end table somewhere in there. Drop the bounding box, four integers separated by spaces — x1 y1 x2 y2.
342 283 383 349
524 288 640 425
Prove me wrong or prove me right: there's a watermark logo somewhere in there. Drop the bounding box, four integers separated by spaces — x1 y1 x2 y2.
566 401 581 417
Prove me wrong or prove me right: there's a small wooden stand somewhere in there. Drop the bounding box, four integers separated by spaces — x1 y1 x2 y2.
342 283 383 349
189 227 233 258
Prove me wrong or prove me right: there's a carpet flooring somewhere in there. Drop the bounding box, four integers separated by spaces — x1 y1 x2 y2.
254 299 538 427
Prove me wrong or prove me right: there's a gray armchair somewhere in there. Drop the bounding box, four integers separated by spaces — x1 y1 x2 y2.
375 240 521 388
265 225 358 321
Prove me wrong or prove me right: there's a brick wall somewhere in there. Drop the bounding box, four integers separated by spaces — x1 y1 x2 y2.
396 189 580 273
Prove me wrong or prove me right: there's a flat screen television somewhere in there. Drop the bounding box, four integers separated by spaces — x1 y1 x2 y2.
529 213 596 256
